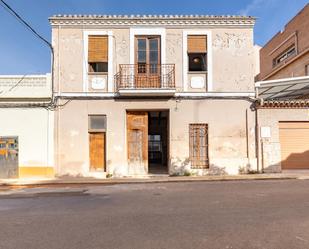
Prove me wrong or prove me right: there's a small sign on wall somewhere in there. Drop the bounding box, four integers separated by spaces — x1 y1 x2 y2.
260 126 271 138
190 76 205 89
91 77 106 90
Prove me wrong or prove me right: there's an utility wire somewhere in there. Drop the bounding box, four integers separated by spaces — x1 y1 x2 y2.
0 0 56 108
0 0 52 50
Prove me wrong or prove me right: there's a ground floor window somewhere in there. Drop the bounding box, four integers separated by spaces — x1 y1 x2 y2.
189 124 209 169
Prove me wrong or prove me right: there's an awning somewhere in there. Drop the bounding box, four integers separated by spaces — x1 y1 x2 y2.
255 76 309 100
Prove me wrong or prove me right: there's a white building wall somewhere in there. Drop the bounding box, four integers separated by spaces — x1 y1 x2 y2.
0 108 54 178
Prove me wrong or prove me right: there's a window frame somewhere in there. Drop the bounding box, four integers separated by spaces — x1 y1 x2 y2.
88 114 107 133
187 35 208 73
88 35 108 74
272 45 296 68
189 123 209 169
183 30 213 92
88 62 108 74
135 35 161 73
83 30 113 92
188 52 207 72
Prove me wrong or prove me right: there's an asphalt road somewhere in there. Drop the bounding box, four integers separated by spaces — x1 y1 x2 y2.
1 180 309 249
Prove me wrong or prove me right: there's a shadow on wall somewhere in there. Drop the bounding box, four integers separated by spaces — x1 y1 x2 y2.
208 165 228 175
239 163 258 174
263 150 309 172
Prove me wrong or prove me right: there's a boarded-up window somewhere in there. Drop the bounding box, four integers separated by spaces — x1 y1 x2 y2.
189 124 209 169
187 35 207 72
88 35 108 73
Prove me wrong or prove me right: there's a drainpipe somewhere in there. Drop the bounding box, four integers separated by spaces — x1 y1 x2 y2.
254 87 260 173
255 107 260 173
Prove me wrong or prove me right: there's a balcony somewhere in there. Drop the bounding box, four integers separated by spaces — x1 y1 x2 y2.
115 64 176 96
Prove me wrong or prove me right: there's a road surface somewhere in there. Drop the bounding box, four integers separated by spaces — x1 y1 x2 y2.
1 180 309 249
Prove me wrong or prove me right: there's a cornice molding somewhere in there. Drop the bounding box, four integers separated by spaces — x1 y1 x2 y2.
49 15 256 27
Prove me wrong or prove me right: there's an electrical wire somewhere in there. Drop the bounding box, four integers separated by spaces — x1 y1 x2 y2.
0 0 56 108
0 0 52 50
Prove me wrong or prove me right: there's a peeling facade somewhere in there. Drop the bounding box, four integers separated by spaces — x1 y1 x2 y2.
49 14 259 178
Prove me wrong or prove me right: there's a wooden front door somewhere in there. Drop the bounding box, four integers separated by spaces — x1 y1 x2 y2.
127 111 148 175
135 36 161 88
89 132 105 171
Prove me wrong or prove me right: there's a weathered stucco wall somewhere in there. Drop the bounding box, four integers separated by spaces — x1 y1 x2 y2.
52 27 84 93
166 29 183 90
52 26 255 93
212 29 255 92
0 108 54 177
258 108 309 172
0 74 51 99
55 99 257 177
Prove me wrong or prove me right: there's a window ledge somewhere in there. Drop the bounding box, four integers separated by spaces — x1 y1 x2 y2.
188 71 208 74
88 72 108 75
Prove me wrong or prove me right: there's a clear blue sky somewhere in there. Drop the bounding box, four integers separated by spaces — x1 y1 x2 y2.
0 0 308 74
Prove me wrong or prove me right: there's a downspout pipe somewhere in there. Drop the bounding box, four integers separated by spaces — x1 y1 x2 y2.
253 86 261 173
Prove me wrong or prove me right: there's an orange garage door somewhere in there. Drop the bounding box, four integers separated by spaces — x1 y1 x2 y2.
279 122 309 169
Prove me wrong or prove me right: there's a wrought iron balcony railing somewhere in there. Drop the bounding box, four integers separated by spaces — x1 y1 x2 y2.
115 64 175 90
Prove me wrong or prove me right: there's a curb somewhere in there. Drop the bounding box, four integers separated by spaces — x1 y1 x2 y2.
0 175 299 189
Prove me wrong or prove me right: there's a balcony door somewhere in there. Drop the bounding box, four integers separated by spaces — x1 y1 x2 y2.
135 36 161 88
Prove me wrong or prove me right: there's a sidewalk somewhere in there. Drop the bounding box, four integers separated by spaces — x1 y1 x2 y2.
0 173 306 188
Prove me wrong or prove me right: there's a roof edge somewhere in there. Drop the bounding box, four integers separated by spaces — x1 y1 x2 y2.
48 14 256 27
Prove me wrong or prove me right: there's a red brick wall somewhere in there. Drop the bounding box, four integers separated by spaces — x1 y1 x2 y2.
258 4 309 80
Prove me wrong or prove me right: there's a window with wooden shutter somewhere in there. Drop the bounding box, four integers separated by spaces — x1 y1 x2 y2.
189 124 209 169
88 35 108 73
188 35 207 53
187 35 207 72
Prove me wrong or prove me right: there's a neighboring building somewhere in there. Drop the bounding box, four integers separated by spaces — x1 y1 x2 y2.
258 3 309 81
0 74 54 179
50 14 258 177
255 3 309 172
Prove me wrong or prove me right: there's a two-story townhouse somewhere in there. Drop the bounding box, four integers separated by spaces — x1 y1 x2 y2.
0 74 54 179
50 14 258 177
255 4 309 173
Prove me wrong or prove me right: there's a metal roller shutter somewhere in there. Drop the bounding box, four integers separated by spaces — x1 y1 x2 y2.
279 122 309 169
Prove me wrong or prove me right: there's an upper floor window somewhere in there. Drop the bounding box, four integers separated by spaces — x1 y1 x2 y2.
306 64 309 76
88 35 108 73
187 35 207 72
135 36 161 73
272 45 296 68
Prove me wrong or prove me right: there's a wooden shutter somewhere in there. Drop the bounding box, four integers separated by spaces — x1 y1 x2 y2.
188 35 207 53
88 35 108 63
